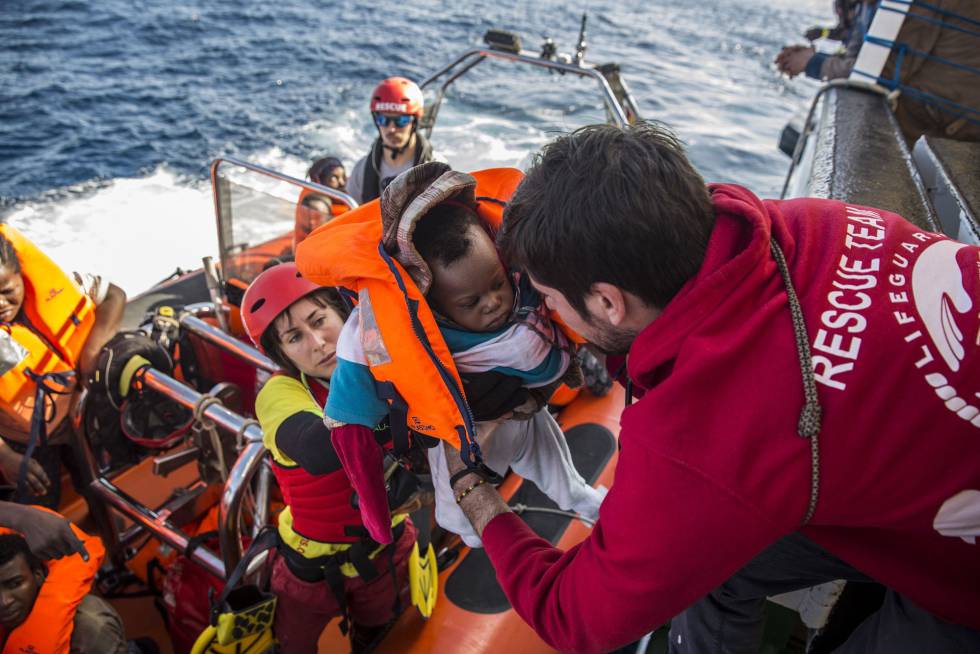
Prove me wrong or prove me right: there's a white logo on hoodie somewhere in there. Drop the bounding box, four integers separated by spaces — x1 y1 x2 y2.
904 242 980 545
934 489 980 545
911 240 972 372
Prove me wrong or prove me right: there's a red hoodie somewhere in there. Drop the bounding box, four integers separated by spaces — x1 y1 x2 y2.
482 184 980 653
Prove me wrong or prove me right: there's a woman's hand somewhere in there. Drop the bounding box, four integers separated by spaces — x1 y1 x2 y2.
0 446 49 497
77 282 126 387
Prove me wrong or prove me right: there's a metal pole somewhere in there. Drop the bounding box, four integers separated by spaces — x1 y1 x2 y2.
210 157 358 210
420 47 631 127
132 365 268 575
68 390 124 567
218 441 267 572
201 257 229 333
252 459 272 538
140 368 263 444
180 311 279 374
90 478 225 578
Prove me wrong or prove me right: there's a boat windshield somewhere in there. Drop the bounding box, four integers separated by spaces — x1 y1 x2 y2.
210 158 356 288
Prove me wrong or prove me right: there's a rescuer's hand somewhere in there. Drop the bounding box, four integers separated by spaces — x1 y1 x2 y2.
0 447 50 497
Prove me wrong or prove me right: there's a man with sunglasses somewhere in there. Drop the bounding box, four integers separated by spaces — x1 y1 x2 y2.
346 76 441 205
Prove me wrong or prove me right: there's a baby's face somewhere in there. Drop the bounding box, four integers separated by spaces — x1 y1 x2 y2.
428 224 514 332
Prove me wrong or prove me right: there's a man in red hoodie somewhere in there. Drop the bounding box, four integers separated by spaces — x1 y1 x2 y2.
444 122 980 653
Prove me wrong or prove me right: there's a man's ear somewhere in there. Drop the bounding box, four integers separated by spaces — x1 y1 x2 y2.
590 282 628 326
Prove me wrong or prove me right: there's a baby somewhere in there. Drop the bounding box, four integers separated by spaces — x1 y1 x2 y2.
327 199 605 547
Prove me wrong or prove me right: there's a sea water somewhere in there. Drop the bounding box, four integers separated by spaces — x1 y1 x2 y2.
0 0 829 295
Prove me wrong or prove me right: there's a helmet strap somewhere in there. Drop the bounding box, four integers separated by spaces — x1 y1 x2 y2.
378 120 418 160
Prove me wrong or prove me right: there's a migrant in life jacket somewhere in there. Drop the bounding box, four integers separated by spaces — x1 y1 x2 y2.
0 225 96 438
296 167 582 466
294 187 351 251
0 507 105 654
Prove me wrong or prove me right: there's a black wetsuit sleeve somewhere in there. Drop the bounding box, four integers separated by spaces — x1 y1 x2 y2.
274 412 343 475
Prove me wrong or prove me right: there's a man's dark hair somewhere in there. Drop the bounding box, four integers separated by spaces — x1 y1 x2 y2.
499 121 715 315
413 202 480 271
260 287 351 378
0 534 45 576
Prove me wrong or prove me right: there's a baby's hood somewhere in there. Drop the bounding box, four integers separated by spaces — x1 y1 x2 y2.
380 161 478 295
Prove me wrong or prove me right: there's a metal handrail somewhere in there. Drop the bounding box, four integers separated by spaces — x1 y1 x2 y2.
138 367 266 574
72 355 270 578
141 367 272 572
219 440 267 571
781 79 891 199
420 46 631 134
141 368 263 445
182 303 279 374
71 382 232 578
210 156 358 210
90 478 226 578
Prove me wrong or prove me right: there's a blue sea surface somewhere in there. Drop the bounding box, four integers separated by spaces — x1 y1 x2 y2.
0 0 828 291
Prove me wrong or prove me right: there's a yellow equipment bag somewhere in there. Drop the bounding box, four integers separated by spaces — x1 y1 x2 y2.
191 528 279 654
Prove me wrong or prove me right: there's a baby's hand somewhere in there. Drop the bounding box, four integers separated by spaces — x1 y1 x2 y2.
510 397 539 417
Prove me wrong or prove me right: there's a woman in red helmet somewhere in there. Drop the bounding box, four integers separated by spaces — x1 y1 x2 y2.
345 76 443 204
243 263 415 654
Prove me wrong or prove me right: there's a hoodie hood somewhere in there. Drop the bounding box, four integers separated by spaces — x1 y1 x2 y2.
379 161 478 295
626 183 782 389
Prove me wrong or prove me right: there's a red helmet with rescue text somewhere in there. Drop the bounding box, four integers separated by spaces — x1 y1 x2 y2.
370 77 424 117
241 263 320 350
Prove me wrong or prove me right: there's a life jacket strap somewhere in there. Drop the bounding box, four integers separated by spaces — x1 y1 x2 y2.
17 369 73 502
449 461 504 488
375 381 413 456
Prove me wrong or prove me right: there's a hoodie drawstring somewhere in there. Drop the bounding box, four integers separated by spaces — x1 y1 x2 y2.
770 238 823 526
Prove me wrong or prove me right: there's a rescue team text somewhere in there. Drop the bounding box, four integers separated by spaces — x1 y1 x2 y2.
812 207 886 391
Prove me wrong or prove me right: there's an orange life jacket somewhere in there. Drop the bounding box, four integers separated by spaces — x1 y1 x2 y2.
0 507 105 654
296 168 534 465
0 225 96 434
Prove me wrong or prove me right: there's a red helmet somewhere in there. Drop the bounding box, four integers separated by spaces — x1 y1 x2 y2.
241 263 320 349
370 77 424 117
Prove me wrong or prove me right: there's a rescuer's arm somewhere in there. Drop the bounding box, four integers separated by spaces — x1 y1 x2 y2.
0 501 89 561
78 282 126 382
447 437 789 654
443 420 513 535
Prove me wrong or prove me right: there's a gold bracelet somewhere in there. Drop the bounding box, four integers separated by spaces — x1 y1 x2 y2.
455 478 486 504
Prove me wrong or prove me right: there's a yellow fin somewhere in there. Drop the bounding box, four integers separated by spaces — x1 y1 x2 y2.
409 541 438 618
